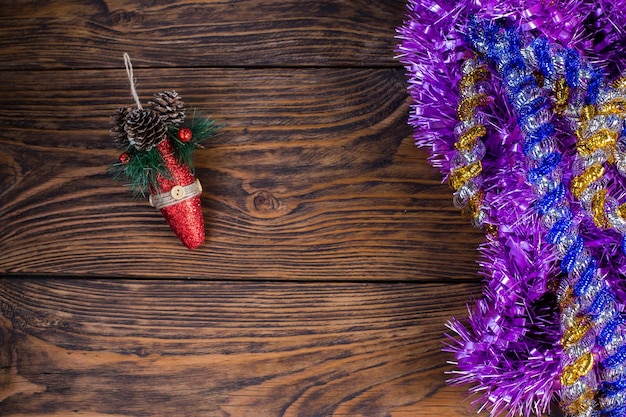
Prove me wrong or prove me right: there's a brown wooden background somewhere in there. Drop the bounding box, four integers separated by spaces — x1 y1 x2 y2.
0 1 491 416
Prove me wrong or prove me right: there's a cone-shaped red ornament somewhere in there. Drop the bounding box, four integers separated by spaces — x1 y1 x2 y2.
149 138 204 249
110 53 217 250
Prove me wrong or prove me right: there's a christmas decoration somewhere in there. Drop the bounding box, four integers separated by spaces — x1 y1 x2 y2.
109 53 218 249
178 127 193 143
397 2 626 416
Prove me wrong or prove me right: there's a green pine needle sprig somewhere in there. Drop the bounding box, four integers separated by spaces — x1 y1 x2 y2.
109 109 219 199
109 145 168 198
169 110 220 171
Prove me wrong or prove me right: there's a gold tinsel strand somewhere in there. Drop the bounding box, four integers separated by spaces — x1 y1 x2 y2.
570 164 605 199
612 76 626 90
449 160 482 191
561 316 592 348
618 203 626 220
459 66 490 89
580 105 597 123
564 390 596 416
461 189 485 222
598 98 626 116
559 285 574 310
457 94 491 122
449 59 491 228
591 189 610 229
577 129 618 156
571 94 626 234
560 352 595 387
554 78 570 114
455 124 487 152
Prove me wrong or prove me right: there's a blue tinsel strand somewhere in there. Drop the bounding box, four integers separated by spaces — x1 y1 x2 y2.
563 48 581 89
466 17 626 417
532 37 554 79
547 215 573 245
602 377 626 395
527 152 561 184
574 259 598 297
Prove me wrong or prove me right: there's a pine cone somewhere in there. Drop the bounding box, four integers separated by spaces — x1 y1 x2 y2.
148 90 186 125
110 107 130 148
124 109 167 151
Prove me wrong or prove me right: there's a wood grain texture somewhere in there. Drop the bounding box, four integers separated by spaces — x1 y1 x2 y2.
0 278 487 417
0 0 405 70
0 1 496 416
0 67 484 280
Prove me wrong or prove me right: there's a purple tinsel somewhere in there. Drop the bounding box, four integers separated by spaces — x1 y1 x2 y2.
445 137 562 416
397 0 626 178
397 1 626 416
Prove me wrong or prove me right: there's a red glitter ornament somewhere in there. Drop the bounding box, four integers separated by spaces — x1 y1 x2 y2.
119 152 130 164
178 127 192 142
150 138 204 249
109 53 216 250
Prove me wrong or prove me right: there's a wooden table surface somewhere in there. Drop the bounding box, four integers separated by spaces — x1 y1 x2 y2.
0 1 490 416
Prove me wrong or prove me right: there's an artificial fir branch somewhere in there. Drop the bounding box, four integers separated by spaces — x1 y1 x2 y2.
109 145 167 198
168 110 220 172
110 109 219 198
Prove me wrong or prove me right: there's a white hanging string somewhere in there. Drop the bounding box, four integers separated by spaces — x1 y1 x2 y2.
123 53 142 109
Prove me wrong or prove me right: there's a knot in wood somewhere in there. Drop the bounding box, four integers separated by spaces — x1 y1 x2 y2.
253 190 279 212
247 190 290 219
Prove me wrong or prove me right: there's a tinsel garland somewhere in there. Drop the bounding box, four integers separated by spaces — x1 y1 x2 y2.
397 1 626 416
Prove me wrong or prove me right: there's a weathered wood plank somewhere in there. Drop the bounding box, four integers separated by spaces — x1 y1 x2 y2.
0 278 487 417
0 0 405 70
0 1 505 416
0 67 484 280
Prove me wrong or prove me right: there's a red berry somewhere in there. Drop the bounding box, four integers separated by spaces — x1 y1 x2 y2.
119 152 130 164
178 127 193 142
